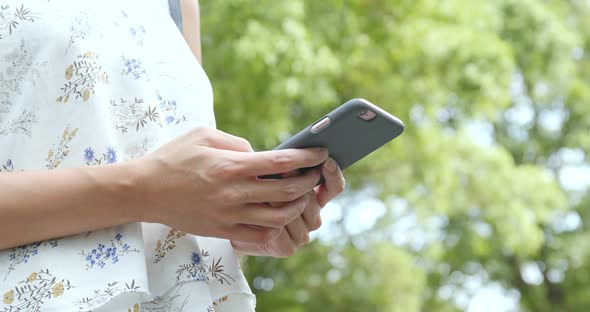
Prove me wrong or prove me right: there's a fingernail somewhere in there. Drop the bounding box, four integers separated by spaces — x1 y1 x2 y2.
324 157 337 173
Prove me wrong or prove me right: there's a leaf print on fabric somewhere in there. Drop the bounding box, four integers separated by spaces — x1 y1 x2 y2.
74 279 142 311
156 91 187 126
0 39 45 137
154 228 186 264
140 283 190 312
0 111 37 137
46 127 78 170
121 55 148 81
0 4 39 39
2 269 74 312
207 256 235 285
3 239 58 281
78 233 139 270
57 52 108 104
83 146 118 165
0 159 13 172
109 97 162 133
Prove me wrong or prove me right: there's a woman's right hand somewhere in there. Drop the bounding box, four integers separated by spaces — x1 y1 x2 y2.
130 127 328 244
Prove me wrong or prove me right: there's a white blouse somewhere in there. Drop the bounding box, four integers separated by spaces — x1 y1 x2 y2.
0 0 256 311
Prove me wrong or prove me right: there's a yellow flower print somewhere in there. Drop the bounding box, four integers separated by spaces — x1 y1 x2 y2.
65 64 73 80
82 89 90 102
58 52 108 104
154 228 186 263
47 127 78 170
27 272 37 283
51 282 64 298
3 290 14 304
128 303 140 312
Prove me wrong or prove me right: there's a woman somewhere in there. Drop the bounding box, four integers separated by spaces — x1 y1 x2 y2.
0 0 345 311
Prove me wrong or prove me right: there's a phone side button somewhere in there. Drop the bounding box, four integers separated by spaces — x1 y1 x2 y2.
311 116 331 134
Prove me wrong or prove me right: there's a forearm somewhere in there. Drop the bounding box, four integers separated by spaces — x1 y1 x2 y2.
180 0 202 63
0 162 144 250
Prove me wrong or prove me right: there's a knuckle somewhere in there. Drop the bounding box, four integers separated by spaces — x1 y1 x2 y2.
240 138 253 150
194 126 213 139
216 187 244 204
282 183 302 201
270 212 289 228
259 228 278 243
271 153 295 172
207 159 240 180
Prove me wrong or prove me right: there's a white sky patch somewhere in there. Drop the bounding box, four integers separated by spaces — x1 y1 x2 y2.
467 283 520 312
466 120 495 148
559 165 590 191
520 262 544 285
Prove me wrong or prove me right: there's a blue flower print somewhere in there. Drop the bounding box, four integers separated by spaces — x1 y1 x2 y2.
79 233 139 270
121 56 148 80
83 148 95 162
66 11 98 55
113 11 146 46
191 252 201 265
105 147 117 164
129 25 146 45
4 239 59 281
84 146 118 165
156 91 186 126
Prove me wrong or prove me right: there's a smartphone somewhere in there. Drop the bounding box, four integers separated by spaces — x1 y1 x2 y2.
261 98 405 179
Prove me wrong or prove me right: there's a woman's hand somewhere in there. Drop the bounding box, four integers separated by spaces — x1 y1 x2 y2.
231 157 345 257
132 127 329 244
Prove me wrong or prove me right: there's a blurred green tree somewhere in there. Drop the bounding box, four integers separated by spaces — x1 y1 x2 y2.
201 0 590 311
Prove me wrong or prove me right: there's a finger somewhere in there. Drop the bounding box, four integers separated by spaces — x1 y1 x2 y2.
232 228 297 258
237 193 312 228
224 224 283 244
286 216 310 247
265 228 297 258
192 127 253 152
235 168 321 203
302 192 322 231
315 157 345 208
233 148 329 176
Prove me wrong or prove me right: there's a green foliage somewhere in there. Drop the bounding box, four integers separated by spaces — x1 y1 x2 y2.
201 0 589 311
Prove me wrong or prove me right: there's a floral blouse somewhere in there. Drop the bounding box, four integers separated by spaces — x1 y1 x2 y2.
0 0 256 311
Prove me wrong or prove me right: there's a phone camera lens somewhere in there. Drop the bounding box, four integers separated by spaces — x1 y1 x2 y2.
358 109 377 121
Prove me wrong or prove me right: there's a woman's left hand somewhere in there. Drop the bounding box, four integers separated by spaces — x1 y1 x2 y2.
231 158 345 257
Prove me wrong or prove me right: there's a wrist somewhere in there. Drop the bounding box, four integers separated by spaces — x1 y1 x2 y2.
104 159 154 223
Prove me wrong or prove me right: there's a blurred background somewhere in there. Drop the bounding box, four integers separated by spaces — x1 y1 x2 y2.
200 1 590 311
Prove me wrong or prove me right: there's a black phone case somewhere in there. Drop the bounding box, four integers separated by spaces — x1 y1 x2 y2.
274 98 405 171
